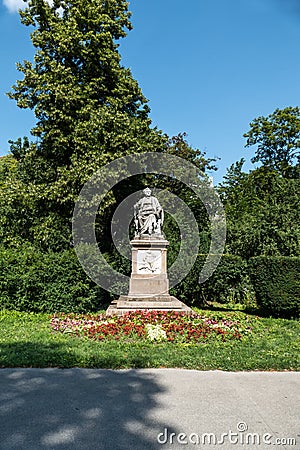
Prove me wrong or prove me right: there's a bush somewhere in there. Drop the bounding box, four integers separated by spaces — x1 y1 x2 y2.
171 254 254 307
0 244 109 313
248 256 300 318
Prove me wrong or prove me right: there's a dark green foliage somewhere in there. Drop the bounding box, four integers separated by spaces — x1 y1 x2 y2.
6 0 167 250
244 106 300 176
171 254 253 306
8 137 32 161
0 245 108 313
0 155 71 250
219 107 300 260
248 256 300 318
200 255 253 304
219 162 300 259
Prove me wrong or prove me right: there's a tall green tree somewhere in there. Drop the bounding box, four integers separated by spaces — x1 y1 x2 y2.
7 0 166 249
219 161 300 259
244 106 300 177
220 107 300 258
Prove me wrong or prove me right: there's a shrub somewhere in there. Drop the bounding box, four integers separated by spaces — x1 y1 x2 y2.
0 245 256 313
248 256 300 318
0 244 108 313
171 254 254 307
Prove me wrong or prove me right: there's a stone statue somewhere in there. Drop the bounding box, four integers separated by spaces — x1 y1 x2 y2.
134 188 164 237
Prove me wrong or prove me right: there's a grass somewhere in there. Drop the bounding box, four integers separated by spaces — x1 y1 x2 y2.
0 307 299 370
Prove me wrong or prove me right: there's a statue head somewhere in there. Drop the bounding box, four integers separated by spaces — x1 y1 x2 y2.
143 187 151 197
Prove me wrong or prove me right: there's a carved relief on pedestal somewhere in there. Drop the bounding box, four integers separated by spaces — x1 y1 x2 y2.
137 250 162 274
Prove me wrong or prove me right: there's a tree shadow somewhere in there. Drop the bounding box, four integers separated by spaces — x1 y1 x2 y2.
0 352 178 449
0 341 165 369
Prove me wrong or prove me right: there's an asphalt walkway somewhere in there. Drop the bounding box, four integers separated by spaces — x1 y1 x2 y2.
0 369 299 449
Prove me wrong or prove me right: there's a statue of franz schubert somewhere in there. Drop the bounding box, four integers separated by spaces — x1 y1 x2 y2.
134 188 164 237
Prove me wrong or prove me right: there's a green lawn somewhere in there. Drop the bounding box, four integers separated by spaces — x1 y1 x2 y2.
0 308 299 370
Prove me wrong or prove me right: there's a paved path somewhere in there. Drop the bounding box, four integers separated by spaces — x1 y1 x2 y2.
0 369 299 449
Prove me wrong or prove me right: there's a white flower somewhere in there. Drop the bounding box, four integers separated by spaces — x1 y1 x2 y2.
145 324 167 342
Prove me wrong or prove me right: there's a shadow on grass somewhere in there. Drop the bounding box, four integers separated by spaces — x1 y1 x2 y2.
0 341 155 369
0 361 176 449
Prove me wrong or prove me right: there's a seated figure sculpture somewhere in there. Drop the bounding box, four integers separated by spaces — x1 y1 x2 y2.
134 188 164 237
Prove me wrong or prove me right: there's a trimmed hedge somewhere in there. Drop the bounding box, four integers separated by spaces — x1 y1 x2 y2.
248 256 300 318
171 254 254 306
0 245 108 313
0 245 256 313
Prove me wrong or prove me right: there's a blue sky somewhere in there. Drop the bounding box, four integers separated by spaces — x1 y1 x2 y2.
1 0 300 183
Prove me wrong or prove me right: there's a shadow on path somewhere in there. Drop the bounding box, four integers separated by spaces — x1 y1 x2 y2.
0 366 176 450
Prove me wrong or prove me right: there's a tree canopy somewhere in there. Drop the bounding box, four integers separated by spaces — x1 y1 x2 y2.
8 0 166 197
219 106 300 259
5 0 170 249
4 0 216 253
220 141 300 259
244 106 300 177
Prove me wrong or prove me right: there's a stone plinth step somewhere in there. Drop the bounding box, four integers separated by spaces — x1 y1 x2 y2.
118 295 176 303
106 296 192 316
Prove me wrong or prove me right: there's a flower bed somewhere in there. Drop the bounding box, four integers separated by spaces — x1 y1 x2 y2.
50 310 255 344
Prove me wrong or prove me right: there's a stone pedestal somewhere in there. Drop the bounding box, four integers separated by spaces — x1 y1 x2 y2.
106 236 192 316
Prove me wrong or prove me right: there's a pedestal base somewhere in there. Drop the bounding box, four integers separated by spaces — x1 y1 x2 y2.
105 236 192 316
106 295 192 316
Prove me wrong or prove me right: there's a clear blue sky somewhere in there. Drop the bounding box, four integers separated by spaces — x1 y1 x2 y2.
1 0 300 183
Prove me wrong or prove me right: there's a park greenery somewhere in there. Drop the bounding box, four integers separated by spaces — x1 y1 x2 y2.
0 0 299 368
0 308 299 370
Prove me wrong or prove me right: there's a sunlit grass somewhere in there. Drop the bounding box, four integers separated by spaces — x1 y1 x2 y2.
0 307 299 370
